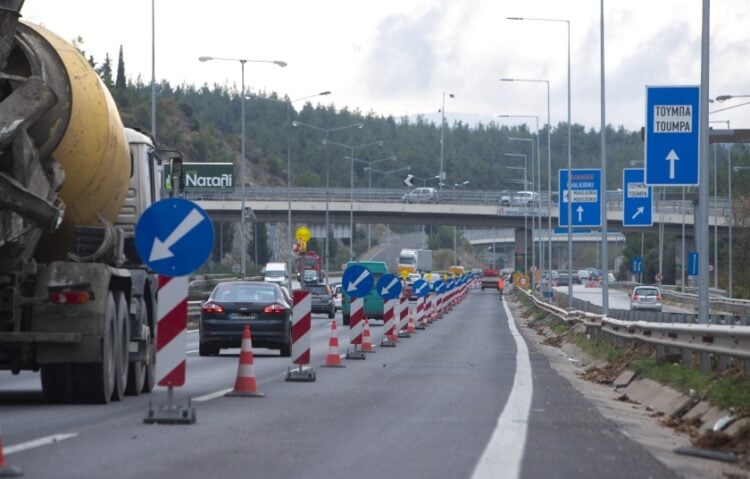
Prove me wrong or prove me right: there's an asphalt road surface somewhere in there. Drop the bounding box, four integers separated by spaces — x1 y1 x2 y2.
1 288 690 478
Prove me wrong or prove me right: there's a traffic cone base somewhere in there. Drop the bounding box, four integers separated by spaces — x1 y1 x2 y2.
225 325 265 398
323 320 345 368
361 318 375 353
0 432 22 478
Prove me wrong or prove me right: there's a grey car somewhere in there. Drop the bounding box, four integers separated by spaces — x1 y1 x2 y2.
402 187 439 204
629 286 663 312
302 283 336 318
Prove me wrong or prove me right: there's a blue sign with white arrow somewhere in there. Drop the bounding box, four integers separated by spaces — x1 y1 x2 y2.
377 274 402 300
645 86 700 186
631 256 643 274
688 252 699 276
342 264 374 298
135 198 214 276
559 169 602 228
434 280 445 294
412 279 429 298
623 169 653 227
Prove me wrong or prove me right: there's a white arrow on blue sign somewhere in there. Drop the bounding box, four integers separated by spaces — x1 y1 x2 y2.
434 280 445 293
135 198 214 276
631 256 643 274
645 86 700 186
412 279 429 298
377 274 402 300
342 264 374 298
623 169 653 227
559 169 602 228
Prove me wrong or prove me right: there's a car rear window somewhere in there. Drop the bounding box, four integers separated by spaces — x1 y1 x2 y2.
305 285 329 295
213 284 277 302
636 287 659 296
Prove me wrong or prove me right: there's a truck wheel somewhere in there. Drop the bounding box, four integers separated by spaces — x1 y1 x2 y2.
78 292 117 404
41 363 75 403
126 299 147 396
111 292 130 401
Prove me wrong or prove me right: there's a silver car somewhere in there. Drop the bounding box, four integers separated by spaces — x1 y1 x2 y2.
402 187 439 204
629 286 663 312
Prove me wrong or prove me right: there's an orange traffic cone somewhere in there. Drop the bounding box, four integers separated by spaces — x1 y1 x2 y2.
361 318 375 352
225 325 265 397
407 310 416 334
0 427 22 477
322 321 345 368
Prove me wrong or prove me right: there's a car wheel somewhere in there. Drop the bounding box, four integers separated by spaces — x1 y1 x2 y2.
280 333 292 358
199 342 219 356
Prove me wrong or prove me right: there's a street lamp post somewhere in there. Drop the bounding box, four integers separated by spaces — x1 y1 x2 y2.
346 155 397 250
247 92 331 271
198 55 287 278
507 16 572 302
322 139 384 260
500 79 552 296
509 135 538 276
291 121 364 279
505 154 528 274
439 92 455 189
451 181 469 264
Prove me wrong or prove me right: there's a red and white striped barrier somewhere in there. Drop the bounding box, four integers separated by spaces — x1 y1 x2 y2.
426 294 434 323
399 295 410 337
416 296 426 329
381 298 397 346
346 297 366 359
156 275 188 387
287 290 315 381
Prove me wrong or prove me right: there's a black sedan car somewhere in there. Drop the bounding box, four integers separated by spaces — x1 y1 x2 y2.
199 281 292 357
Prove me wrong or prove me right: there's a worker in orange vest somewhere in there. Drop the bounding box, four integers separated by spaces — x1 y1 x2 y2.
497 275 505 300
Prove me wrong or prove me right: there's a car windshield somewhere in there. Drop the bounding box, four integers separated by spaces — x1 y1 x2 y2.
635 287 659 296
213 284 277 302
265 270 285 278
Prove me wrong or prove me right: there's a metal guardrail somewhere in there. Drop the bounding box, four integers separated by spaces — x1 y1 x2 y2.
515 287 750 377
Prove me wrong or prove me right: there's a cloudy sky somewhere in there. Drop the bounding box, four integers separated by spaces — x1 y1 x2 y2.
21 0 750 132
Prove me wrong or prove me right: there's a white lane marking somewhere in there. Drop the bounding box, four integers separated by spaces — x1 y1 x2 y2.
471 300 533 479
5 433 78 455
192 388 234 402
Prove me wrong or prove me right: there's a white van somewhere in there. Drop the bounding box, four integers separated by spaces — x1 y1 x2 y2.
263 262 290 289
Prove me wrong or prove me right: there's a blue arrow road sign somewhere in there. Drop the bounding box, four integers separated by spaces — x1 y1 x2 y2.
623 169 653 227
412 279 429 298
135 198 214 276
342 264 374 298
434 280 445 294
377 274 402 300
631 256 643 274
645 86 700 186
688 252 699 276
559 169 602 228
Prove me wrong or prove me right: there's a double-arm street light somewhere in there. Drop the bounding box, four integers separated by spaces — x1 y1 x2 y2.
507 15 573 302
500 78 552 297
322 139 384 260
291 120 364 278
505 153 529 274
346 155 397 249
247 92 331 271
439 92 455 189
198 55 287 278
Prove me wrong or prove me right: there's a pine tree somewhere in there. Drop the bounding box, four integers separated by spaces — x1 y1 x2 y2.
97 53 113 88
115 45 126 89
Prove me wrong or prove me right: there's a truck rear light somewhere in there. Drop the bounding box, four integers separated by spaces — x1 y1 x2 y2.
263 303 286 313
49 290 90 304
201 302 224 314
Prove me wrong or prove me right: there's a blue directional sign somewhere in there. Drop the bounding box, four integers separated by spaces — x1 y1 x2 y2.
377 274 402 300
342 264 374 298
645 86 700 186
412 279 429 298
559 169 602 228
135 198 214 276
688 252 699 276
631 256 643 274
434 280 445 294
623 169 653 227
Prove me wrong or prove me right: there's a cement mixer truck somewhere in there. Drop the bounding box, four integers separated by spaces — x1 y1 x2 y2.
0 4 177 404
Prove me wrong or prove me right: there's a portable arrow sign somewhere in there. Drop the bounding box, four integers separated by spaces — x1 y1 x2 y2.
434 280 445 294
623 168 653 227
377 273 402 300
135 198 214 276
342 264 374 298
412 279 429 298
